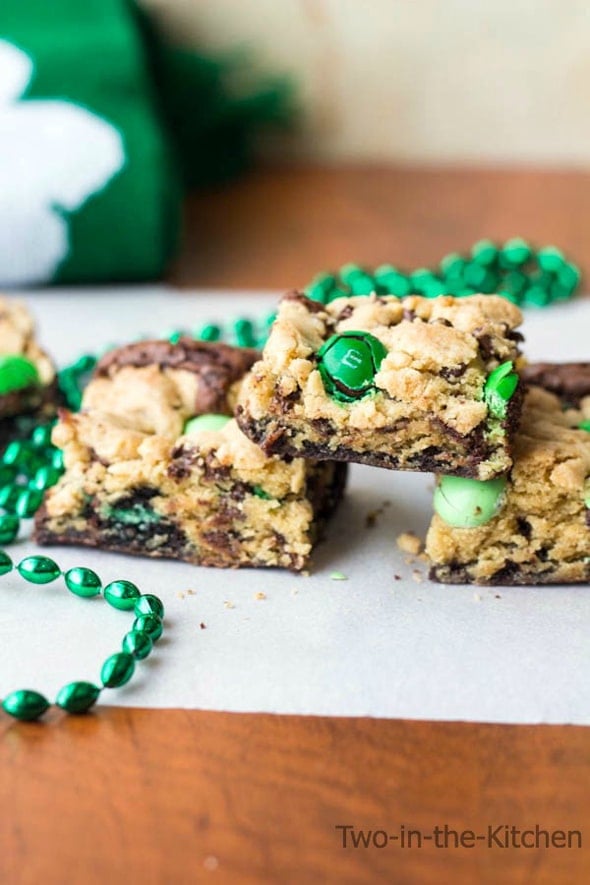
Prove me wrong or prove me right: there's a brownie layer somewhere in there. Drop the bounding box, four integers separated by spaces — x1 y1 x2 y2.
522 362 590 407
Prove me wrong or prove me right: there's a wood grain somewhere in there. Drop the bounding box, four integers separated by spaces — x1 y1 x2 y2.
2 167 590 885
172 165 590 291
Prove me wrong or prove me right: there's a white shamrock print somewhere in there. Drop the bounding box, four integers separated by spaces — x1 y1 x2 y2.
0 40 125 285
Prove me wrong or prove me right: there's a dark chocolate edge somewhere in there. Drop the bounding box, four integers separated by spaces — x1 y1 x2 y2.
429 561 590 586
521 362 590 407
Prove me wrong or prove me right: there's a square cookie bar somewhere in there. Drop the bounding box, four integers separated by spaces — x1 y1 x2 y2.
34 339 347 571
0 296 57 447
237 292 524 480
426 385 590 585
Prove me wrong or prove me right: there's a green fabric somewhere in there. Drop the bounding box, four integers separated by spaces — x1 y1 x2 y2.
1 0 180 284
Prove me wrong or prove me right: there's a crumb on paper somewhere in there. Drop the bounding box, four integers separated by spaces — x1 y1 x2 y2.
255 592 267 601
291 588 299 596
495 593 501 599
394 574 401 581
176 591 185 599
187 589 196 595
199 622 206 630
365 499 391 528
412 569 423 583
397 531 424 555
330 571 348 581
473 592 482 602
224 601 235 609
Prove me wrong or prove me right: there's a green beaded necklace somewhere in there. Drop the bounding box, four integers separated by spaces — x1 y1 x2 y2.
0 550 164 721
0 238 580 720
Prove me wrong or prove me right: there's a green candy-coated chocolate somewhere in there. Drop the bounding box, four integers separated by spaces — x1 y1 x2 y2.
101 652 135 689
195 323 221 342
434 476 507 528
64 567 102 598
579 420 590 433
55 681 101 714
133 614 163 642
2 689 50 721
122 630 153 660
537 246 565 273
0 550 13 575
501 238 531 266
234 318 257 348
17 555 61 584
134 594 165 619
471 239 498 267
183 414 230 435
484 361 519 419
317 331 387 402
0 514 19 544
0 355 40 395
104 579 140 611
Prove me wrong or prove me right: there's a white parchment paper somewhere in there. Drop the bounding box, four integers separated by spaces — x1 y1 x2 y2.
0 288 588 725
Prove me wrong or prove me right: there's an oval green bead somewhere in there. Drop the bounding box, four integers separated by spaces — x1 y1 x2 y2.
50 449 65 471
104 579 140 611
17 555 61 584
55 681 101 714
64 567 102 598
15 488 43 519
0 485 19 512
2 688 49 721
0 549 13 575
30 465 62 491
434 476 507 528
101 652 135 688
0 513 19 544
2 441 33 468
30 424 54 449
133 614 163 642
122 629 153 660
134 594 165 619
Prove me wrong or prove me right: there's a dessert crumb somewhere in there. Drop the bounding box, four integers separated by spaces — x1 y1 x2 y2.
224 601 235 609
176 591 185 599
187 589 196 595
394 574 401 581
495 593 501 599
412 569 423 583
473 592 482 602
365 499 391 528
199 622 206 630
255 592 267 601
330 571 348 581
397 531 424 555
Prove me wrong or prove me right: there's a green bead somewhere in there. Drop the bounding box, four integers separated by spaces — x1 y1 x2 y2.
339 263 365 285
348 274 375 296
55 681 101 714
133 614 163 642
434 476 507 528
17 555 61 584
0 356 40 395
104 579 140 611
409 268 437 293
578 420 590 432
0 514 19 544
440 253 466 278
184 413 230 435
3 441 32 468
196 323 221 342
537 246 565 273
50 449 64 471
64 567 102 598
484 361 519 419
122 629 153 660
306 273 336 303
30 465 62 491
134 594 165 619
2 689 49 721
471 239 498 267
15 488 43 519
233 319 256 348
0 485 20 512
522 285 550 308
167 329 184 345
317 331 388 402
0 464 17 485
374 265 411 297
101 652 135 689
0 549 13 575
557 262 581 295
502 270 527 296
501 238 531 266
30 424 54 449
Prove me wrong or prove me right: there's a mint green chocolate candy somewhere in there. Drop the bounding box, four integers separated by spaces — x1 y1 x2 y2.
578 420 590 433
434 476 507 528
317 331 387 402
0 355 40 394
183 414 231 435
484 361 519 419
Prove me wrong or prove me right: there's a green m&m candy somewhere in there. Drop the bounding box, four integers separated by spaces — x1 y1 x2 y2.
578 420 590 433
316 331 388 402
0 355 40 395
183 414 231 435
484 361 519 419
434 476 507 528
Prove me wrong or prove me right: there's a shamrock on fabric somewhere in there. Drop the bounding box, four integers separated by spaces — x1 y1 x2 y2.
0 39 125 286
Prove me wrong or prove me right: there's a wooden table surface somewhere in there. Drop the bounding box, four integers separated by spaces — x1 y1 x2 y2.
3 167 590 885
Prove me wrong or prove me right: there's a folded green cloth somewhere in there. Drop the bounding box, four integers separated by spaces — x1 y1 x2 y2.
0 0 291 286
